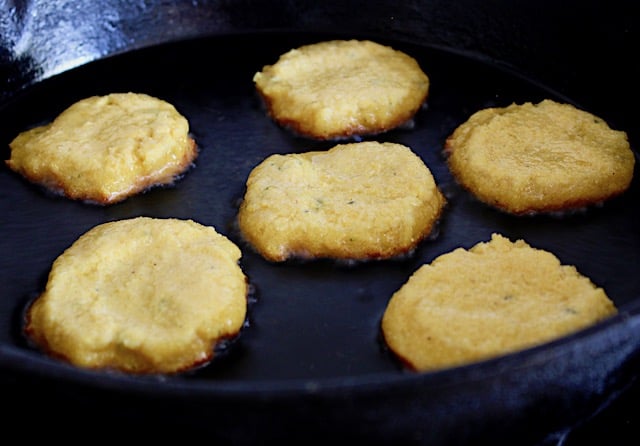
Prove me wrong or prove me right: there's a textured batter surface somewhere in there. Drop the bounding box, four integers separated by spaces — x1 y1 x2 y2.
25 217 248 375
381 233 618 372
253 39 430 140
6 92 197 204
237 141 446 262
444 99 635 215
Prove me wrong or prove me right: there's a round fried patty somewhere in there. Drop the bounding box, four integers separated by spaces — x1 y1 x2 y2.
253 39 430 140
444 99 635 215
6 92 197 204
381 233 618 372
237 141 446 262
25 217 248 375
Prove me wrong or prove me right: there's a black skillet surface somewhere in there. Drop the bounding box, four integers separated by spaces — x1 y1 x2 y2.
1 31 639 443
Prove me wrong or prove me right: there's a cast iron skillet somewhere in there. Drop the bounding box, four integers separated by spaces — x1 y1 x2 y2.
0 0 638 444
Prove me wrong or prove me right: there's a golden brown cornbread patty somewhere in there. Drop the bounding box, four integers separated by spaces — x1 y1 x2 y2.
381 233 618 372
25 217 248 375
6 92 197 205
444 99 635 215
237 141 445 262
253 39 430 140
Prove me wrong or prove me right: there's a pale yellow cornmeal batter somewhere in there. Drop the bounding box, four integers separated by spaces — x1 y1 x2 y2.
237 141 446 262
6 92 197 204
381 233 618 372
25 217 248 375
254 39 430 140
445 99 635 215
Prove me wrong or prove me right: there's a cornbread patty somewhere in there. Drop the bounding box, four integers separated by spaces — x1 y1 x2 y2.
24 217 248 375
444 99 635 215
253 39 430 140
6 92 197 205
237 141 446 262
381 233 617 373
